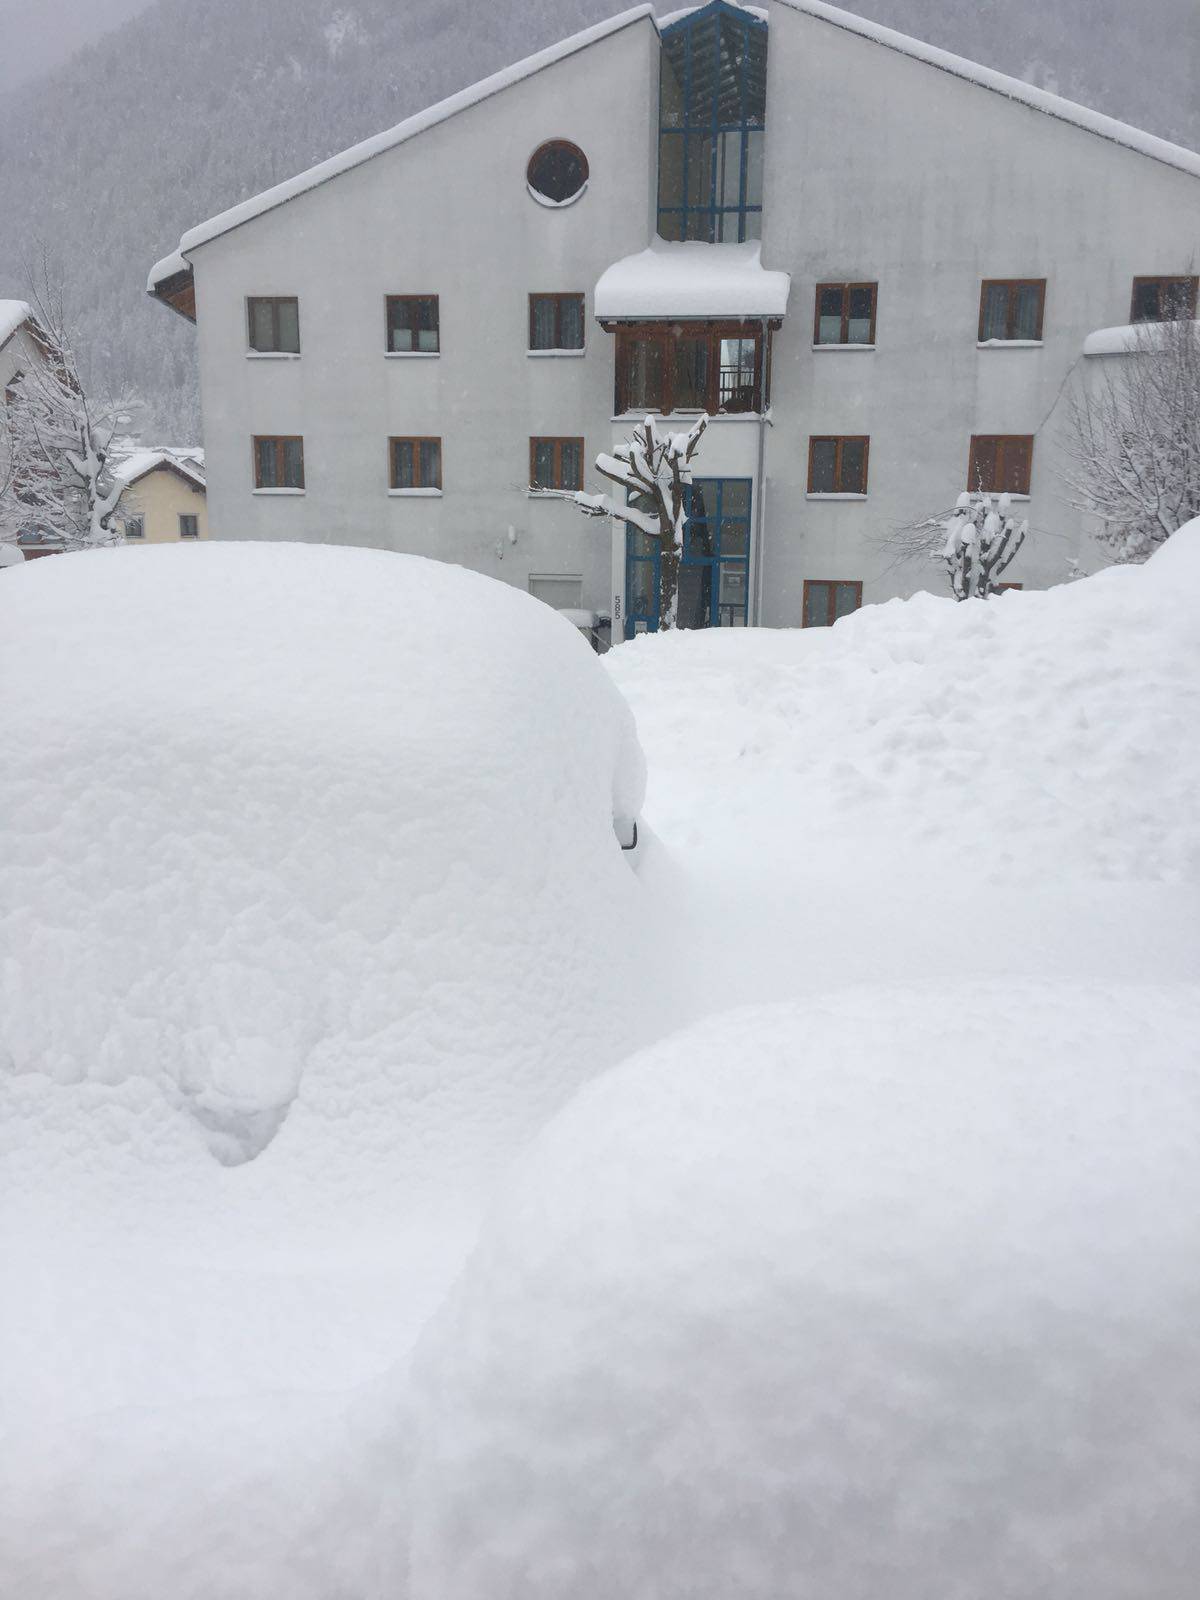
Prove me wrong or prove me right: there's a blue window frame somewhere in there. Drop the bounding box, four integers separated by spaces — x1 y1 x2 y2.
625 478 752 637
658 1 768 245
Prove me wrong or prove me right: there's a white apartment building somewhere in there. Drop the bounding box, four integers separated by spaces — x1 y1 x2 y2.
149 0 1200 637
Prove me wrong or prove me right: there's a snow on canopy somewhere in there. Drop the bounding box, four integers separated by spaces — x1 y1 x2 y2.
776 0 1200 181
0 298 32 349
1083 319 1200 355
409 980 1200 1600
594 239 790 320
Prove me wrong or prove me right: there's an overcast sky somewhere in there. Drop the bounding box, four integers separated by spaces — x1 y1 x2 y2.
0 0 152 91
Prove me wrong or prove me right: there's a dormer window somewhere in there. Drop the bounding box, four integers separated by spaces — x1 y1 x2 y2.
657 2 767 244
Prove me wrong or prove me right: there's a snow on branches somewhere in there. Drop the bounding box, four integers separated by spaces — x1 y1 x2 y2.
1065 316 1200 563
0 286 124 553
533 413 708 629
939 490 1027 600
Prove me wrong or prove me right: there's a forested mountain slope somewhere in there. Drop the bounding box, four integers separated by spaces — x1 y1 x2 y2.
0 0 1194 437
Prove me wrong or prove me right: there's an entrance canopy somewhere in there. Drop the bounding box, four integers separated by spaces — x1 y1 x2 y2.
595 239 790 322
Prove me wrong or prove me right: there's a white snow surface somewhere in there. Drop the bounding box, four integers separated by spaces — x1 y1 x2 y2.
0 297 32 348
0 545 651 1440
145 249 189 292
595 238 791 320
776 0 1200 181
1082 319 1199 355
5 528 1200 1595
411 981 1200 1600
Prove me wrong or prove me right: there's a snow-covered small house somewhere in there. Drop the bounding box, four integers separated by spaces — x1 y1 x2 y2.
111 447 207 543
148 0 1200 635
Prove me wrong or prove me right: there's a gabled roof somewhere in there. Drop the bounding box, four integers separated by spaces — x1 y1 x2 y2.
773 0 1200 182
596 240 790 319
112 448 206 492
152 4 655 275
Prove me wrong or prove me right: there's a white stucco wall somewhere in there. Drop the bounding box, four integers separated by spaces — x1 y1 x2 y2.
190 13 660 618
757 0 1200 623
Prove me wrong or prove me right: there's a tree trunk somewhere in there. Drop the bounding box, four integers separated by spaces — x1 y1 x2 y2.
659 538 681 630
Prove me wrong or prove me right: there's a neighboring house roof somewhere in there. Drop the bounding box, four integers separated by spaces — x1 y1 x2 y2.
148 3 656 286
596 240 791 319
774 0 1200 182
112 448 206 492
0 299 33 353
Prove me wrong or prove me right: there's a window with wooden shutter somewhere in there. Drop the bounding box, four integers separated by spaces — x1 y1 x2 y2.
530 437 584 492
385 296 440 353
968 435 1033 495
247 297 300 353
802 580 863 628
813 283 877 345
1130 276 1198 322
253 435 305 489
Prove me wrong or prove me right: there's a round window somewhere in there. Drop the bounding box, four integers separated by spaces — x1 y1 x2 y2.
526 140 589 206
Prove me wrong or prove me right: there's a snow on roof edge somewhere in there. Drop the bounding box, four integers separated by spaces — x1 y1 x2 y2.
773 0 1200 183
169 5 656 264
112 448 207 490
146 251 189 294
0 299 33 351
1082 320 1199 356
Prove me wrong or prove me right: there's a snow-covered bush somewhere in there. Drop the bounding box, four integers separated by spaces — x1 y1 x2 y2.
1066 314 1200 562
410 982 1200 1600
533 413 707 629
939 488 1027 598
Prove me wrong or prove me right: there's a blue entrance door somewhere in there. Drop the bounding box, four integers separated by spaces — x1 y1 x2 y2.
624 477 751 637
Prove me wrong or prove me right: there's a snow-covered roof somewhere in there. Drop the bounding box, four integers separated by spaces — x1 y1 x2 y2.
146 251 189 294
1082 321 1198 356
112 447 206 491
595 240 790 320
0 299 32 351
154 5 656 271
775 0 1200 182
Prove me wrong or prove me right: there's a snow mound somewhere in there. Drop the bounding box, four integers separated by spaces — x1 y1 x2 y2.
410 981 1200 1600
606 546 1200 884
0 543 647 1179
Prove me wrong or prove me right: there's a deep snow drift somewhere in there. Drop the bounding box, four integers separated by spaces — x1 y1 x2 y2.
410 981 1200 1600
3 531 1199 1597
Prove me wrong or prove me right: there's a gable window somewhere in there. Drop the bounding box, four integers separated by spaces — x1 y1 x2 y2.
530 437 584 492
615 323 764 415
253 435 304 490
807 436 869 495
124 515 145 539
979 280 1045 342
814 283 877 346
1130 276 1198 322
968 434 1033 495
657 2 767 243
389 436 442 491
386 296 439 353
179 514 199 538
803 579 862 628
527 141 589 206
247 296 300 354
529 294 585 351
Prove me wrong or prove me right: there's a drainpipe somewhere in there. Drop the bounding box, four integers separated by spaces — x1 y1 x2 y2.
751 316 771 627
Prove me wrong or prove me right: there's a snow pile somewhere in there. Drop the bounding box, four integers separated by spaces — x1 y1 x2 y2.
410 980 1200 1600
595 239 791 320
0 543 652 1452
608 529 1200 886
